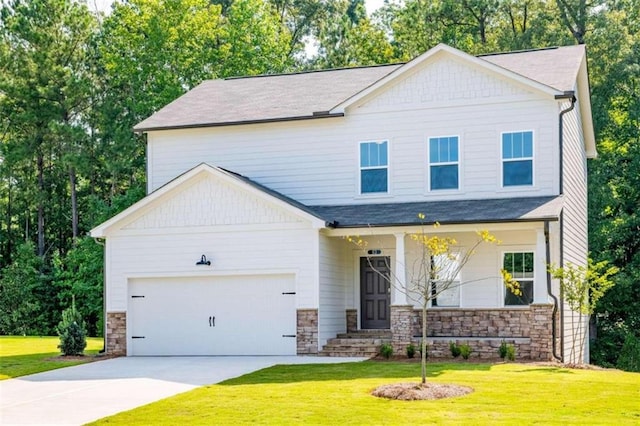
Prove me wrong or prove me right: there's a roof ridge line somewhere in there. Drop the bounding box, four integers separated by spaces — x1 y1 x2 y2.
224 63 404 81
478 46 561 57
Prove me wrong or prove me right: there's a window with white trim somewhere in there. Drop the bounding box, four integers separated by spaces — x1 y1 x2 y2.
359 141 388 194
429 136 459 190
430 253 460 307
502 131 533 186
503 252 534 305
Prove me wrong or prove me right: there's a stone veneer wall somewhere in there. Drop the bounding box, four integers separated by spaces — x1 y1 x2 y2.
346 309 357 333
390 305 414 353
297 309 318 354
407 305 556 360
106 312 126 355
529 304 554 360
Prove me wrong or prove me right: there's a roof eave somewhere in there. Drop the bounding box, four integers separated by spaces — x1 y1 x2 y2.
331 216 560 229
133 112 344 134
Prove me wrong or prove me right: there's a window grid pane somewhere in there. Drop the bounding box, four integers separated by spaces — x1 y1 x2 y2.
503 252 534 305
429 136 459 191
502 131 533 186
360 141 388 194
361 169 388 193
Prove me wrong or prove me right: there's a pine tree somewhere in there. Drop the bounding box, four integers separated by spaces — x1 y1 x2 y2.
57 297 87 356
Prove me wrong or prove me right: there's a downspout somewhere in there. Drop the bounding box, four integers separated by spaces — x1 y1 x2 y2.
544 221 562 362
553 93 575 363
93 237 107 353
556 92 576 195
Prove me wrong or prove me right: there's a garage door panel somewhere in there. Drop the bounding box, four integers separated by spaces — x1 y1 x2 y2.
128 275 296 356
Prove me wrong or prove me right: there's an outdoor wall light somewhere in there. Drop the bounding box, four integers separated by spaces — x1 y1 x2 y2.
196 254 211 266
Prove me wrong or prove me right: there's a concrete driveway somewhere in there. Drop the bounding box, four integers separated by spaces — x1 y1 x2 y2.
0 356 366 425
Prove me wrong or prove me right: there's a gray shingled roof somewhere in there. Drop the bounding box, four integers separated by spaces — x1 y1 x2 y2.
309 196 563 227
481 45 585 93
215 167 562 227
134 45 585 132
134 65 401 131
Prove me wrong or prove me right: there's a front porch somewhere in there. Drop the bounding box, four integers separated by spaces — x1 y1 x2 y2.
315 221 561 360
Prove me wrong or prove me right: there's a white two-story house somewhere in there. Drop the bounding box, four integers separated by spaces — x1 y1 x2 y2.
91 44 596 363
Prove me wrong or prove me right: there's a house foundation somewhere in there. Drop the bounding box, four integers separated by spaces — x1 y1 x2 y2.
401 306 556 360
390 305 414 353
106 311 126 355
346 309 357 333
297 309 318 354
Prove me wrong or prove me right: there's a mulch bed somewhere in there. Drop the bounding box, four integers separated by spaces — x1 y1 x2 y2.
372 382 474 401
45 353 119 362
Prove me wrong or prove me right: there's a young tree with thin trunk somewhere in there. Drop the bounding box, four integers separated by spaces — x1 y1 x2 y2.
548 258 617 363
350 215 518 384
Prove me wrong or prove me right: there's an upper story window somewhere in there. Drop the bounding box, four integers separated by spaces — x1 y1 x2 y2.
502 131 533 187
360 141 388 194
503 252 534 305
429 136 459 190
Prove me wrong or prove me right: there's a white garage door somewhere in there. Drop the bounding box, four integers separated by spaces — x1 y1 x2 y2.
128 274 296 356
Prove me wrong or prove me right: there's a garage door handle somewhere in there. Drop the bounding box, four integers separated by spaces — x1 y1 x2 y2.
209 316 215 327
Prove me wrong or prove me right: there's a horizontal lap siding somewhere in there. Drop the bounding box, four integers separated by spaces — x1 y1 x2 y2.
403 229 538 309
106 228 317 312
560 102 589 363
147 62 559 205
318 234 349 347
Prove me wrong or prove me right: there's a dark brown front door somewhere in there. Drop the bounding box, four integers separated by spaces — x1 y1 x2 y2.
360 257 390 329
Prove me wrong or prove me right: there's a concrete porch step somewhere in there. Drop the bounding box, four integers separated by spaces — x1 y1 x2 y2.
336 330 392 339
321 331 392 357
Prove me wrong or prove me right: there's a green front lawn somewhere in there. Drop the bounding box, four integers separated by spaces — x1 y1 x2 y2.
92 361 640 425
0 336 103 380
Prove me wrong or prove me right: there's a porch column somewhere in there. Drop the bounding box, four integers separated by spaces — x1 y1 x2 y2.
534 228 549 303
393 233 408 304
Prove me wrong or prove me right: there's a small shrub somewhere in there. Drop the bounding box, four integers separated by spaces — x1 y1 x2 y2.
406 343 416 359
380 343 393 359
499 340 508 359
506 344 516 361
616 333 640 372
57 297 87 356
460 343 472 360
449 341 461 358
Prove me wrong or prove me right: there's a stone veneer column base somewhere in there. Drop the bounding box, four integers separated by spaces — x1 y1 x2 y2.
297 309 318 354
106 312 126 356
529 304 554 361
390 305 414 353
346 309 357 333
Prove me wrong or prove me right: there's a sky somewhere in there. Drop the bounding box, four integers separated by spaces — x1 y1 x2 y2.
89 0 390 16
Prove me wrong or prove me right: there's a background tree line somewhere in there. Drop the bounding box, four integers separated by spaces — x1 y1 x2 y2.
0 0 637 367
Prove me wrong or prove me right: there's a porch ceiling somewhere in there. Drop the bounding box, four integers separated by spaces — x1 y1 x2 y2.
310 196 563 228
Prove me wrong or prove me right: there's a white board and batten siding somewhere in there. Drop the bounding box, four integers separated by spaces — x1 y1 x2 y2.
560 98 590 363
146 56 560 206
101 170 320 355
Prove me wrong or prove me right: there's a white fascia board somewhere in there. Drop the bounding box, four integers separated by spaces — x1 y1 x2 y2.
329 43 562 114
323 221 546 238
577 56 597 158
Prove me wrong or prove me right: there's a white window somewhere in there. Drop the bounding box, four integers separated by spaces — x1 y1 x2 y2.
430 253 461 307
502 131 533 186
429 136 459 190
503 252 534 305
359 141 388 194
